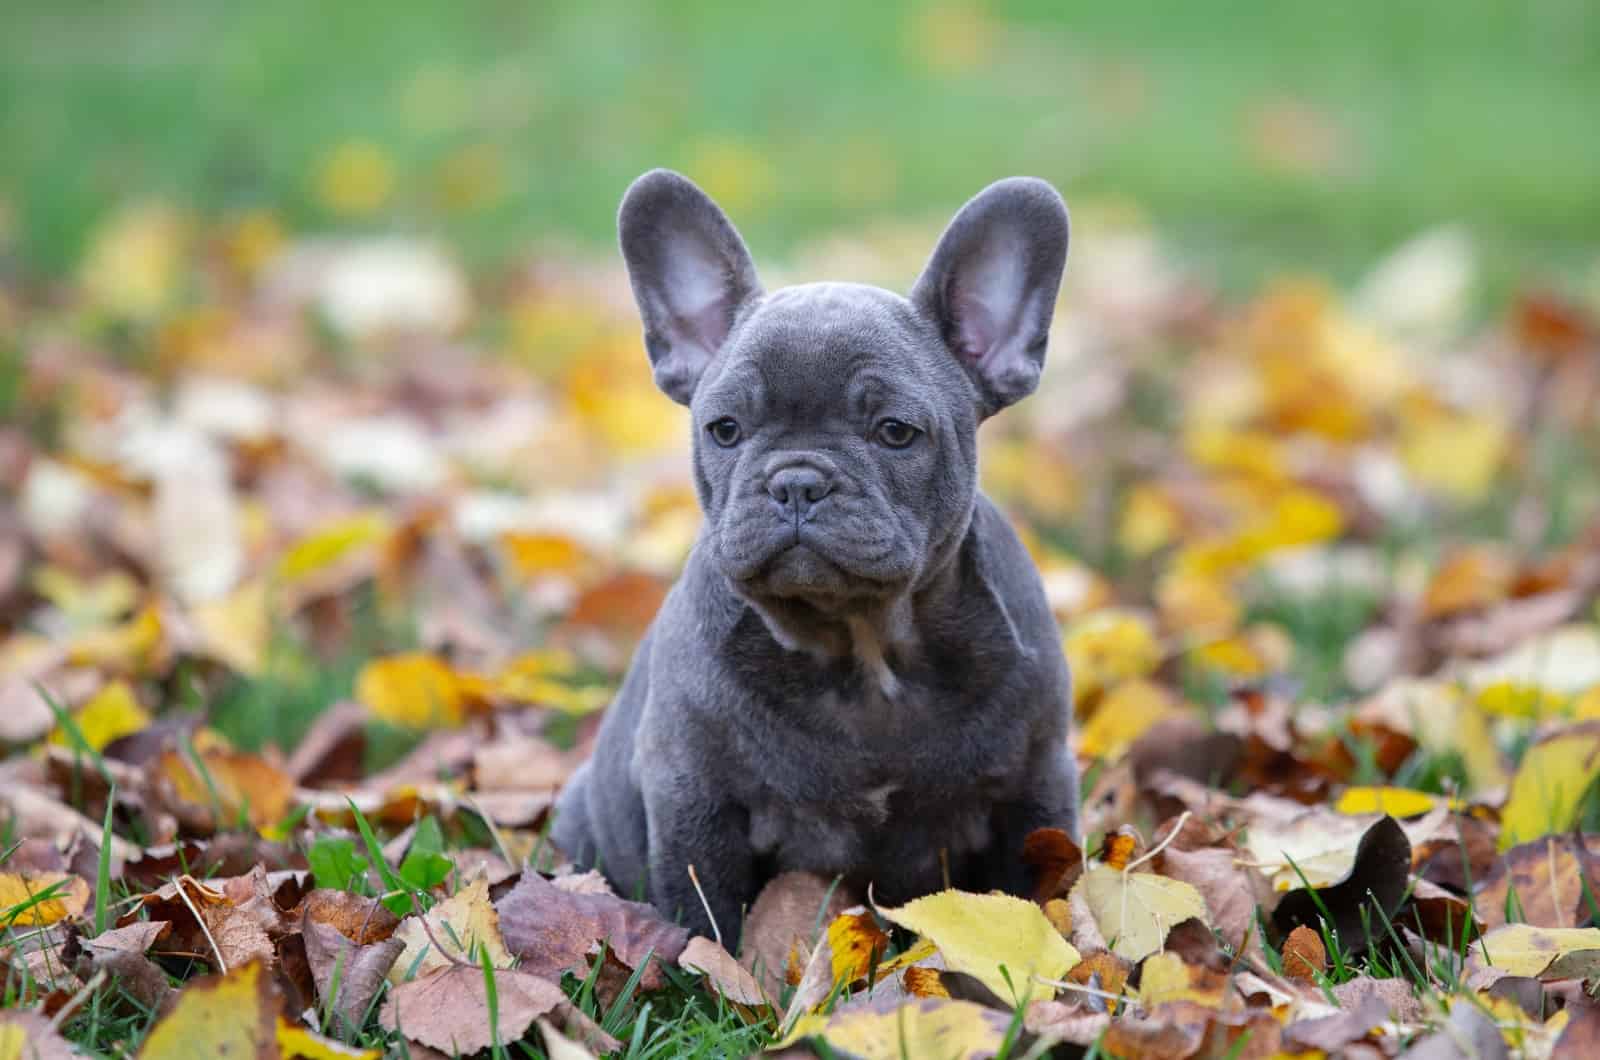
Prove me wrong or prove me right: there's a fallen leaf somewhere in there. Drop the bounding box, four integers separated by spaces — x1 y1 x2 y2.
1273 816 1411 956
302 917 404 1034
496 869 687 989
1155 843 1273 953
0 870 88 926
275 1021 379 1059
137 959 280 1059
1472 924 1600 979
75 921 175 1012
1476 835 1596 930
1498 724 1600 849
388 875 510 984
1281 924 1326 982
1071 864 1207 962
740 872 859 1000
879 889 1080 1003
356 653 465 729
49 680 150 752
1335 786 1446 818
809 995 1013 1060
1403 999 1509 1060
1282 990 1390 1053
154 745 295 834
0 1009 77 1060
379 964 563 1056
827 910 890 986
679 935 768 1008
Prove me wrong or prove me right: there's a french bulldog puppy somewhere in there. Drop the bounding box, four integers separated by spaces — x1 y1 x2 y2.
552 169 1078 941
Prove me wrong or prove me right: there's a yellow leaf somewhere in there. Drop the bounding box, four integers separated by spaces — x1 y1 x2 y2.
1078 680 1178 761
877 889 1080 1004
1499 727 1600 850
191 578 270 675
138 960 277 1059
1156 569 1242 642
1421 545 1515 621
1071 864 1208 961
51 680 150 752
79 203 188 318
1477 924 1600 978
826 910 890 985
357 652 465 728
0 871 89 926
1137 951 1226 1007
277 1019 379 1059
1335 787 1446 818
314 140 395 217
32 565 139 629
1118 485 1184 558
499 532 591 580
388 876 511 984
1467 626 1600 720
276 512 392 585
815 997 1011 1059
66 603 164 672
1401 410 1508 503
1063 610 1162 708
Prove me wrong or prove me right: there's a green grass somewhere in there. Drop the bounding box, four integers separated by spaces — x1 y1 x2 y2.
3 0 1597 295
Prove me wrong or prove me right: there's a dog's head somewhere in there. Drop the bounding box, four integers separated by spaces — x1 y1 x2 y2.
618 170 1068 624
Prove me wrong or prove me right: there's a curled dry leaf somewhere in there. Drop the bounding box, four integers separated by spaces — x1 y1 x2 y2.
738 871 859 1000
302 917 404 1034
74 921 175 1013
679 935 769 1008
1281 924 1326 982
1272 816 1412 956
1282 990 1390 1053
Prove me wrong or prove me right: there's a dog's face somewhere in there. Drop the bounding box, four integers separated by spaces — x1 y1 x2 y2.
618 171 1069 622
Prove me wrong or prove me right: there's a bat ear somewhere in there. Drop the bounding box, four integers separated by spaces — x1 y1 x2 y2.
911 177 1070 416
618 169 763 405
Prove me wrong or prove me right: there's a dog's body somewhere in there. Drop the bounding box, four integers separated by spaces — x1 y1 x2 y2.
553 172 1078 939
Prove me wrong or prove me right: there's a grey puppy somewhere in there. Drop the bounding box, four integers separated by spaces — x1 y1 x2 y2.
552 169 1078 941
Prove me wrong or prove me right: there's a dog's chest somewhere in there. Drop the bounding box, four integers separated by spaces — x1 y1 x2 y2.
740 679 1017 879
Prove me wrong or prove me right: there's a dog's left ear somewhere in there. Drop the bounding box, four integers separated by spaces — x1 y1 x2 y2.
911 177 1069 415
618 169 763 406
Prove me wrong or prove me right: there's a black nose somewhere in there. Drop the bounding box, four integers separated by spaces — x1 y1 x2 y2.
767 466 834 520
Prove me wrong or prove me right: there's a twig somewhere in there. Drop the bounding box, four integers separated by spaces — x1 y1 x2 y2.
686 864 722 950
174 880 228 974
1127 811 1190 873
49 969 107 1030
1031 973 1124 1004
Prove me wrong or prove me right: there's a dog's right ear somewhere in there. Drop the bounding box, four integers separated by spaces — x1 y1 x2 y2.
618 170 763 406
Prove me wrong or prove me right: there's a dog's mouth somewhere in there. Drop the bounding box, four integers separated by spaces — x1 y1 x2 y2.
733 537 896 605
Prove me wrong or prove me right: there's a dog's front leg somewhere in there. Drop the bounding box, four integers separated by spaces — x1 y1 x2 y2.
643 783 754 944
984 742 1080 897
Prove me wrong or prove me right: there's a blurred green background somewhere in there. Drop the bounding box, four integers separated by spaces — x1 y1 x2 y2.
4 0 1597 291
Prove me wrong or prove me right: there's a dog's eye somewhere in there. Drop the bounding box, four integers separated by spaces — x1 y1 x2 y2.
707 418 742 448
875 419 919 449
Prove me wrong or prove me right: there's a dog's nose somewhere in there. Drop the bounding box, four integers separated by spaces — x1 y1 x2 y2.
766 466 834 520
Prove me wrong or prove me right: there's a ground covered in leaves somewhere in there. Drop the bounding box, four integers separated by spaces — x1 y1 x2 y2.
3 205 1600 1059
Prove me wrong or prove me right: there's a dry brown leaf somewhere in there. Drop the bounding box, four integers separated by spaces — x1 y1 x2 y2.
302 917 404 1034
679 935 769 1008
380 964 564 1056
0 1009 77 1060
1281 924 1326 982
496 868 687 989
153 746 294 833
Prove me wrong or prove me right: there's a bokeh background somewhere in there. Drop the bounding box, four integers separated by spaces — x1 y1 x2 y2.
5 0 1599 293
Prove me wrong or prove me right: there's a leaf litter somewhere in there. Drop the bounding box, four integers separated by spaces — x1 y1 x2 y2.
2 198 1600 1058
